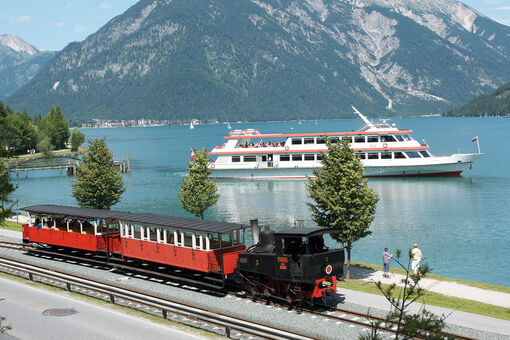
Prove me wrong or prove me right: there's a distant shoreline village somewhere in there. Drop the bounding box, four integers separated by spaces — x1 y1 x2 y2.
84 118 220 128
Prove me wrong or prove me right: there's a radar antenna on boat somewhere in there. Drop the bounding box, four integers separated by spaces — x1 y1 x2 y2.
351 106 375 129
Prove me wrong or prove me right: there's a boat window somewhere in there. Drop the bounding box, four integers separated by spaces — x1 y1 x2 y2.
292 138 302 145
292 154 303 161
395 135 404 142
316 137 326 144
330 137 339 144
406 151 421 158
258 155 267 162
355 152 366 159
367 153 379 159
304 154 315 161
354 136 365 143
402 135 410 141
381 152 392 159
380 135 396 142
244 155 256 162
343 136 353 143
367 136 378 143
304 138 314 144
316 154 323 161
232 156 241 163
419 151 431 158
394 152 406 159
280 155 290 161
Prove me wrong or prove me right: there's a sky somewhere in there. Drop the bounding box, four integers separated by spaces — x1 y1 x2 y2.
0 0 509 51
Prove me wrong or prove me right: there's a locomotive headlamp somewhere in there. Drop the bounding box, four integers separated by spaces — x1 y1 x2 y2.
325 264 333 275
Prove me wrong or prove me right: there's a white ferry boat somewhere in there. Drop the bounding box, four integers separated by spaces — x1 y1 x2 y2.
207 108 482 180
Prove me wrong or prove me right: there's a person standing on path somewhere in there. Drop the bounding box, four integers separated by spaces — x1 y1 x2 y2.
382 247 393 278
411 243 422 276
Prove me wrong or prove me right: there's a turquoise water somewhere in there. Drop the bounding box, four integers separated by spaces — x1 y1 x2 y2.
12 117 510 286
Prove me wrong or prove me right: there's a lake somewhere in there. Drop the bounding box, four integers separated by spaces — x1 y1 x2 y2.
12 117 510 286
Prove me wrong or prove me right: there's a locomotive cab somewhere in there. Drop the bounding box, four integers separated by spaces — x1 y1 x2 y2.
236 227 345 302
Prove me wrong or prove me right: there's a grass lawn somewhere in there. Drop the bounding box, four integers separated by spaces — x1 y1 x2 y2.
8 147 87 162
0 220 23 232
344 264 510 321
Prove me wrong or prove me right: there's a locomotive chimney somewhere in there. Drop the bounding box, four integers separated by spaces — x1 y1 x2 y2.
250 219 260 245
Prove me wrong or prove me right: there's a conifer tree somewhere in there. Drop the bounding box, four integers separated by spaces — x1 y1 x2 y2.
70 128 85 152
72 138 125 210
0 160 15 225
178 148 219 219
307 138 379 279
44 105 70 149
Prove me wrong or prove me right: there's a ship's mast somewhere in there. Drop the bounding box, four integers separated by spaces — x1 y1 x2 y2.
352 106 375 129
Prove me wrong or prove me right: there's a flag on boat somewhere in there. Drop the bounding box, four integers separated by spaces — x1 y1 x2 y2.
472 136 478 142
189 148 195 162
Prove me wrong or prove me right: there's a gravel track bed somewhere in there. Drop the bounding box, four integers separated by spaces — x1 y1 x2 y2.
0 235 506 340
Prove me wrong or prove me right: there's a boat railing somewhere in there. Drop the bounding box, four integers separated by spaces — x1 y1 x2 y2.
228 129 261 136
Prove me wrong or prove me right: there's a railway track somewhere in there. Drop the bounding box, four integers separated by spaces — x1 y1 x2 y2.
0 241 481 340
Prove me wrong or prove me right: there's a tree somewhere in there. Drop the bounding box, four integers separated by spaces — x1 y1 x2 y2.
0 160 15 226
178 147 219 219
70 128 85 152
361 250 450 340
71 138 125 210
307 138 379 279
41 105 70 150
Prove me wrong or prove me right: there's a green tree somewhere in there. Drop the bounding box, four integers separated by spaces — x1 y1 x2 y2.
361 251 450 340
70 128 85 152
307 138 379 279
0 160 15 226
37 135 54 156
71 138 125 209
42 105 70 150
0 113 38 155
178 147 219 219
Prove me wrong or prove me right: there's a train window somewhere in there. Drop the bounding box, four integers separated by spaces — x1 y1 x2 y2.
354 136 365 143
394 152 406 159
149 227 157 242
355 152 366 159
232 156 241 162
367 136 378 143
367 153 379 159
292 154 303 161
419 151 431 158
222 233 233 247
304 137 314 144
209 233 221 249
406 151 421 158
304 154 315 161
184 232 193 247
244 155 256 162
291 138 302 145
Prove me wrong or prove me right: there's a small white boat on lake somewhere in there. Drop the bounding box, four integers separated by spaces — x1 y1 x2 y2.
207 108 482 180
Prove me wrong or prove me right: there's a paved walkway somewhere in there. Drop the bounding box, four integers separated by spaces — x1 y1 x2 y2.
347 265 510 309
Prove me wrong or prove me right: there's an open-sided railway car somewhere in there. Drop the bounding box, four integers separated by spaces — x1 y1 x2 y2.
235 228 344 302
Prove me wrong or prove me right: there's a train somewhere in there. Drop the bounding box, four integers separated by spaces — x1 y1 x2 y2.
21 204 345 303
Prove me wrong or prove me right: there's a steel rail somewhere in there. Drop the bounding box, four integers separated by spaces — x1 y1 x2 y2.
0 255 314 340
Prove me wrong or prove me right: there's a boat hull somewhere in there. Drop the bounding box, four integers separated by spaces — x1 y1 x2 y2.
210 153 482 180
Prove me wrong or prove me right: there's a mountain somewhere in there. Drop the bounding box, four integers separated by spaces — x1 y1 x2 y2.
446 81 510 116
0 35 57 100
6 0 510 121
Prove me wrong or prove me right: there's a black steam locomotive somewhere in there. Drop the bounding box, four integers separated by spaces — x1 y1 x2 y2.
235 227 345 303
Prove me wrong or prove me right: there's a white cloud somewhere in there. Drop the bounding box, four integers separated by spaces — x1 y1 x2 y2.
495 6 510 9
74 24 85 33
11 16 31 23
99 2 112 9
56 22 65 27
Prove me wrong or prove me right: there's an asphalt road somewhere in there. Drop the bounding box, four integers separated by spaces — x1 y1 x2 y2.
0 276 207 340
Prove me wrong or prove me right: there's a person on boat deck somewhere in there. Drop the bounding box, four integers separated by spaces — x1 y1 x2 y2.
411 243 423 276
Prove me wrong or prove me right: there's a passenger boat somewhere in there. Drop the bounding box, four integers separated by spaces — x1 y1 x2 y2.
207 108 482 180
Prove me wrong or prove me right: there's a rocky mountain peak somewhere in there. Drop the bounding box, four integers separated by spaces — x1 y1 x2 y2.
0 34 39 55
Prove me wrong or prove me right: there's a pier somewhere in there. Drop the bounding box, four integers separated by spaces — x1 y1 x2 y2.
6 156 130 178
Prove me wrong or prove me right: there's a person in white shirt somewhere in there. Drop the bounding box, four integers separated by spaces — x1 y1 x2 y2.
411 243 422 276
